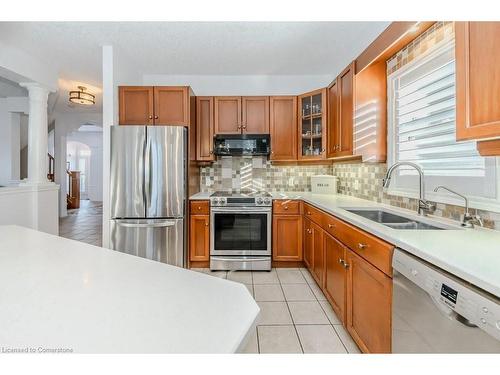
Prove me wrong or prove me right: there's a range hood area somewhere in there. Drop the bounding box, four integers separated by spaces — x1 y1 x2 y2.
213 134 270 156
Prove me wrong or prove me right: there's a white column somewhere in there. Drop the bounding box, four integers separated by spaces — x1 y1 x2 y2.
19 82 52 185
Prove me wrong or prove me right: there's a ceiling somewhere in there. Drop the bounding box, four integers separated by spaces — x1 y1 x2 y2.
0 22 390 112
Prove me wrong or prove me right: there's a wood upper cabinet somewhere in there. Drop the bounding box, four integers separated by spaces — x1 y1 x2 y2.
214 96 242 134
327 62 355 157
242 96 270 133
196 97 215 161
326 79 339 158
310 220 325 286
272 214 302 261
119 86 154 125
269 96 297 160
345 249 392 353
298 88 327 159
119 86 190 126
324 232 347 324
154 86 189 125
303 217 313 268
189 214 210 262
214 96 270 135
456 22 500 142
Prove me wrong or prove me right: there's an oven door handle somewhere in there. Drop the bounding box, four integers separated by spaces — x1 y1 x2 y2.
211 207 271 213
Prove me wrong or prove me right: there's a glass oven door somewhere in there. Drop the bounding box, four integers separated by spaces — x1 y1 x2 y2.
210 207 271 256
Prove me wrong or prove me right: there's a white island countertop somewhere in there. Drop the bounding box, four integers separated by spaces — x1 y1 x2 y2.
0 225 259 353
190 191 500 297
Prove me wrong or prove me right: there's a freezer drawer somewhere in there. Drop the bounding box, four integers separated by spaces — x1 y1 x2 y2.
110 219 185 267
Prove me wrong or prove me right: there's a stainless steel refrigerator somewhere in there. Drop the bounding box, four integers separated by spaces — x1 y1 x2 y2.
110 126 187 267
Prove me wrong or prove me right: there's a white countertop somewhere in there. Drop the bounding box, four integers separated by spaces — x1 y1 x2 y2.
190 191 500 297
0 226 259 353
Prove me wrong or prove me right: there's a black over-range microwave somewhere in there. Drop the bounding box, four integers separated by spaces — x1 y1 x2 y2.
213 134 270 156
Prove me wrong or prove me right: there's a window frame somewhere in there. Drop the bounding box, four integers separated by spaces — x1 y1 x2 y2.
387 38 500 213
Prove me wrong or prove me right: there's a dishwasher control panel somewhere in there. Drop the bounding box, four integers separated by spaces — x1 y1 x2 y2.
393 249 500 342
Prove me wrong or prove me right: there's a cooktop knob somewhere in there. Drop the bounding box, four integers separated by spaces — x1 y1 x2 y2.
256 197 264 205
264 198 271 205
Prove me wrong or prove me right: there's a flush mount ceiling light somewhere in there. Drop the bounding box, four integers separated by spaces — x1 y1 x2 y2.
69 86 95 106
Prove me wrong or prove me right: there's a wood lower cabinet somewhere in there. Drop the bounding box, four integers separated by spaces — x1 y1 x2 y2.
119 86 190 126
324 232 347 324
303 217 313 268
242 96 269 134
119 86 154 125
196 96 214 161
270 96 297 160
456 22 500 142
189 214 210 262
345 249 392 353
272 215 302 261
310 220 325 286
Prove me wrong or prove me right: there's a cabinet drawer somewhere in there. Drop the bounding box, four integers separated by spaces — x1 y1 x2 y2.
273 200 301 215
341 222 394 276
190 200 210 215
303 202 325 225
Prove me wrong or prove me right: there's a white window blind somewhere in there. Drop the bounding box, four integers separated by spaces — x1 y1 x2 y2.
388 39 498 204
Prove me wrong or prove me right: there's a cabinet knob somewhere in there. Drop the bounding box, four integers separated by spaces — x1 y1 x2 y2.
242 125 247 129
338 258 344 265
307 229 312 234
328 223 334 229
237 126 241 130
322 148 326 153
284 206 289 210
154 115 158 119
307 211 311 215
343 262 350 269
197 206 202 210
209 150 213 155
149 115 153 119
358 243 367 250
205 222 209 226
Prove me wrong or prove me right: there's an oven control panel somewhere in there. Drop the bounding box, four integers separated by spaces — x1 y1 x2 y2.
210 196 272 207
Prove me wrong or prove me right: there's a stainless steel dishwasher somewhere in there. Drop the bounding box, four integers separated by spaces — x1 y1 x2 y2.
392 248 500 353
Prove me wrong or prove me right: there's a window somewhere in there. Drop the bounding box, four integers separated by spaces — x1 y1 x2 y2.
387 38 500 211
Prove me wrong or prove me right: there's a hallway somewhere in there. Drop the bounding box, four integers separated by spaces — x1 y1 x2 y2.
59 200 102 246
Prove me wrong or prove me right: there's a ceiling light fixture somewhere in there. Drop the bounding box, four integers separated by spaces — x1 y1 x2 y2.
69 86 95 106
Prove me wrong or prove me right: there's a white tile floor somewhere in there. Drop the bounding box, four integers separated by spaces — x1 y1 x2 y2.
191 267 361 354
59 200 103 247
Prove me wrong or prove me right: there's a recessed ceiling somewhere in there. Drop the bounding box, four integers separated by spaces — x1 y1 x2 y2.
0 21 389 111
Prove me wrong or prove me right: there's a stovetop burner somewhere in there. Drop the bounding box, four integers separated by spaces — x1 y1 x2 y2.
209 191 272 207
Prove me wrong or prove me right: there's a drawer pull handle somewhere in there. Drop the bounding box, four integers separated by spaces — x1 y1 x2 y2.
284 206 289 210
328 223 334 229
338 258 344 265
307 211 311 215
358 243 367 249
307 229 312 234
343 262 350 269
198 206 202 210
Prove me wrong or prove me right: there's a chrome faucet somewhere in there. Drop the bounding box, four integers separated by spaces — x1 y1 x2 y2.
382 162 435 216
433 186 483 228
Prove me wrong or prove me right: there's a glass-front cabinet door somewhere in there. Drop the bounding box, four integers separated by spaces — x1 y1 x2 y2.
298 88 327 159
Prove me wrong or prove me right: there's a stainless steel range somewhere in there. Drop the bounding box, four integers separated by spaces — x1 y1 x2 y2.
210 191 272 271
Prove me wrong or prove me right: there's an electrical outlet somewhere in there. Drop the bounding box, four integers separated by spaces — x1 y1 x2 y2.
288 177 294 186
353 179 360 191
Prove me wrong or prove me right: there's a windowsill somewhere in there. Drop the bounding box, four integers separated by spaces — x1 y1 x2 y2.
385 188 500 214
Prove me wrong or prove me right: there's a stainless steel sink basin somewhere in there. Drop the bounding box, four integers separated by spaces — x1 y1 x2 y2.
345 209 448 230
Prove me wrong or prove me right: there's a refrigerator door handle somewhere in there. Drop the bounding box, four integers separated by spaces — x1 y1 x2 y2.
115 221 177 228
144 130 152 211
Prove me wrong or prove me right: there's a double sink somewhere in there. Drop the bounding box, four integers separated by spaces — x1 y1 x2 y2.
344 208 457 230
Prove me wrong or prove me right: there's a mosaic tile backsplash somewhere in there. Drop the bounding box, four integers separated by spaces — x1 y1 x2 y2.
332 163 500 231
199 157 332 193
199 158 500 230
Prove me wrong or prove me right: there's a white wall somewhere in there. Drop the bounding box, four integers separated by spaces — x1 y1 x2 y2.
142 74 335 96
0 185 59 235
0 97 29 185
